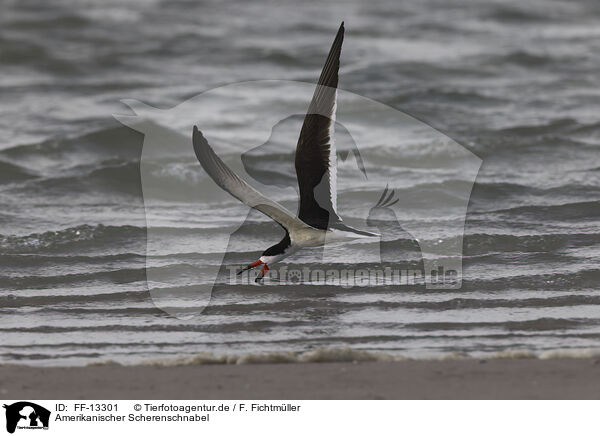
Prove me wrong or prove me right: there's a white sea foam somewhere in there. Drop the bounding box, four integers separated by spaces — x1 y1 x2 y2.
297 347 406 363
538 348 600 360
128 347 600 367
140 352 231 366
137 347 408 367
85 359 122 367
489 349 538 360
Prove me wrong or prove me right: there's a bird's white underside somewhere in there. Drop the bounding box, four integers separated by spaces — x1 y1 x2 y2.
258 227 378 266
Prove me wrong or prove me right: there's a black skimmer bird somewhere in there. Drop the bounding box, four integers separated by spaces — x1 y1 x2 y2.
192 22 377 281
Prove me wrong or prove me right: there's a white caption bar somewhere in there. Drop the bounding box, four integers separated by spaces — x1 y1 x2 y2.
1 400 597 435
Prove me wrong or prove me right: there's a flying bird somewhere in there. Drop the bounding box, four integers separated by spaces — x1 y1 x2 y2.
193 22 377 281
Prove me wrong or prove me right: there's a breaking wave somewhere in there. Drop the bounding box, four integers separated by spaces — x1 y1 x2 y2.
104 347 600 367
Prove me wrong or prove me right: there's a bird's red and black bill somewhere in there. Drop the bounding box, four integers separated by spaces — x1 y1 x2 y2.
237 259 263 275
238 260 270 282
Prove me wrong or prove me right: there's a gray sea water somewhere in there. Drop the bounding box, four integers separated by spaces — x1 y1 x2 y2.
1 0 599 366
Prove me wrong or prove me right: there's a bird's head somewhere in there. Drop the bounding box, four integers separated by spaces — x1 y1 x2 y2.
237 233 292 282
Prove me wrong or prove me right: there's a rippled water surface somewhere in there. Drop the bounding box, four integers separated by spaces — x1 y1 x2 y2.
1 0 599 365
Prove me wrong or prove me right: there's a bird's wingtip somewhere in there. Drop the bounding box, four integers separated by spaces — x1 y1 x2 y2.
192 125 206 159
192 125 205 141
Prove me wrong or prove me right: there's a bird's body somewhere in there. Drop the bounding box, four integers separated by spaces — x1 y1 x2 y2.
193 22 378 281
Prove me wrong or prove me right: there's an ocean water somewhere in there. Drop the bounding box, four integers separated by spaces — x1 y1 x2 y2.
1 0 599 366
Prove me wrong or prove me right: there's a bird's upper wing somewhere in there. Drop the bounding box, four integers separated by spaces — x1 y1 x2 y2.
294 22 344 230
193 126 312 232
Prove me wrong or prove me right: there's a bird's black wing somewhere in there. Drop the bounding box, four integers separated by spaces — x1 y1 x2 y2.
294 22 344 230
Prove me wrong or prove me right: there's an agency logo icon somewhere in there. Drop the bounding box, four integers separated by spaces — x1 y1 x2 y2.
3 402 50 434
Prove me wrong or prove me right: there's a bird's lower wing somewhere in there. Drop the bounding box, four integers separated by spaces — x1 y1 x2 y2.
193 126 311 232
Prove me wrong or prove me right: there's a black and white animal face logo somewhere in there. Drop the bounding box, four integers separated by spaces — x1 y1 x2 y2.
3 402 50 434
